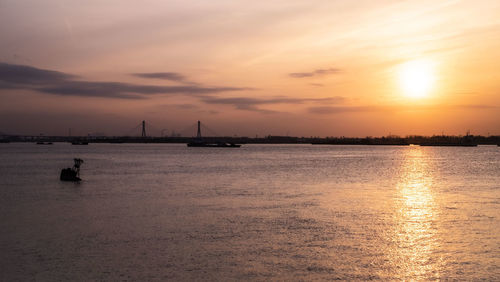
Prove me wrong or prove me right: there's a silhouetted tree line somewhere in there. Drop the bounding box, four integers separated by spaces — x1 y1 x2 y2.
1 133 499 145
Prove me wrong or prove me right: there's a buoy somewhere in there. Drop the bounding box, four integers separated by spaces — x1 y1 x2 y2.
60 158 84 181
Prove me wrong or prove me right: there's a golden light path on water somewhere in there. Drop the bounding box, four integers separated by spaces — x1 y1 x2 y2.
390 146 441 279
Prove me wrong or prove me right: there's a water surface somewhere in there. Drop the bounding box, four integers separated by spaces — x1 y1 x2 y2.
0 143 499 280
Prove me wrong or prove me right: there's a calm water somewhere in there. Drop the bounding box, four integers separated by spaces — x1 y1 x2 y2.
0 143 499 280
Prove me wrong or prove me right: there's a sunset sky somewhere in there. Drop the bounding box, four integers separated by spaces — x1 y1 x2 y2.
1 0 499 137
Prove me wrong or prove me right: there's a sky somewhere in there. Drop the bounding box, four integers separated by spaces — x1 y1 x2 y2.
1 0 499 137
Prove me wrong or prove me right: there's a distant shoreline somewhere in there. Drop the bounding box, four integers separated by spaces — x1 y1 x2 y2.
1 134 499 146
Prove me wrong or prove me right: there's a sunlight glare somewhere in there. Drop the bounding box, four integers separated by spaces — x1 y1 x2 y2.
398 59 436 98
389 146 440 279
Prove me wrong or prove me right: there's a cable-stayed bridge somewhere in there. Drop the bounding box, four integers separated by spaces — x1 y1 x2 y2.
123 120 221 138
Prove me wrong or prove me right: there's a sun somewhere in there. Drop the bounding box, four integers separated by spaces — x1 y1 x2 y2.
398 59 436 98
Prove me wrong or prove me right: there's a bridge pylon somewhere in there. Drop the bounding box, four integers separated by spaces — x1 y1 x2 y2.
141 120 146 137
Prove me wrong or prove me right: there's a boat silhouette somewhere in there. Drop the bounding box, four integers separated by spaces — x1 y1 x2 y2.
187 121 241 148
187 141 241 148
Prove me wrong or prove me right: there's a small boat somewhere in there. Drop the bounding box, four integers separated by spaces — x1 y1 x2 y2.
71 141 89 145
186 120 241 148
60 158 84 182
187 142 241 148
36 141 53 145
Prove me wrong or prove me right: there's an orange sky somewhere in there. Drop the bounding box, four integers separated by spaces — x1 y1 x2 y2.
0 0 499 137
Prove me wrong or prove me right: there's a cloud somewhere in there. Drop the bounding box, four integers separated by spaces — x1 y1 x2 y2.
402 104 498 111
453 104 497 109
309 83 324 87
0 62 249 99
289 68 342 78
201 96 344 106
132 72 186 82
0 81 23 90
38 81 249 99
308 104 498 114
200 95 345 113
200 96 280 113
158 103 199 110
174 103 199 109
0 62 76 86
308 106 384 114
317 96 346 104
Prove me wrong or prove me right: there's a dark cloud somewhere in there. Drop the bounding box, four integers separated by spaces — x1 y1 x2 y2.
38 81 249 99
289 68 342 78
132 72 186 82
200 95 345 113
0 62 76 85
0 81 23 90
0 62 250 99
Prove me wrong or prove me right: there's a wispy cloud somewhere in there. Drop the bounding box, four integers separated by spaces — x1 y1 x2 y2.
308 104 498 114
158 103 199 110
309 83 324 87
0 63 249 99
174 103 199 110
132 72 186 82
200 95 345 113
309 106 385 114
289 68 342 78
200 96 280 113
452 104 497 109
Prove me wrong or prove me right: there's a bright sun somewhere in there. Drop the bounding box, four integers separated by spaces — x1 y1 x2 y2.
398 59 436 98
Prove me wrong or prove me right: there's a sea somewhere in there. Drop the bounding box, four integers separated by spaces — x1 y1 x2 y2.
0 143 499 280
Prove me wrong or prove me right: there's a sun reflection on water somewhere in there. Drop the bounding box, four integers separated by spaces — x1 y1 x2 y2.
390 147 441 279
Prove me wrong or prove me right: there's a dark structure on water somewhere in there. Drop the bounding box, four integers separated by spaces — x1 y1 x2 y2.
60 158 84 182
